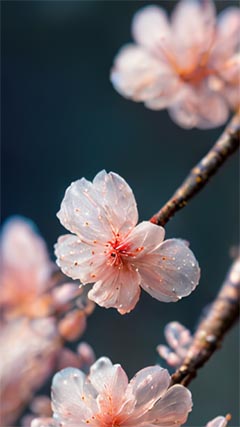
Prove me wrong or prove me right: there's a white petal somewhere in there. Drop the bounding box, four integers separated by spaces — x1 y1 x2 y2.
111 45 174 104
89 357 129 414
132 6 172 55
145 384 192 425
51 368 96 426
138 239 200 302
206 416 229 427
88 267 141 314
57 176 112 242
124 221 165 257
93 170 138 237
54 234 106 284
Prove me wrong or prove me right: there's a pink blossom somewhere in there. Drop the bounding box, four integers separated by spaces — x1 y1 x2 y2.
111 0 240 129
31 357 192 427
0 317 61 426
0 217 54 318
157 321 192 368
55 170 200 314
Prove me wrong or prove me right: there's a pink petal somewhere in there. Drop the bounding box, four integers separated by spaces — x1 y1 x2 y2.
92 170 138 237
127 366 170 416
213 7 240 62
1 217 51 288
88 267 141 314
169 85 229 129
57 171 138 243
138 239 200 302
111 45 174 104
55 234 105 283
171 0 216 51
145 384 192 425
132 6 172 56
51 368 97 426
206 416 229 427
124 221 165 256
89 357 128 414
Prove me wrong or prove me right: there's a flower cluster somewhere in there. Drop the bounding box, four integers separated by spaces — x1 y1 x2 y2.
111 0 240 129
55 170 200 314
0 217 95 426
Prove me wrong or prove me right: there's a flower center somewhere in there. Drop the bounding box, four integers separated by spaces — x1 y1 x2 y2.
106 235 144 268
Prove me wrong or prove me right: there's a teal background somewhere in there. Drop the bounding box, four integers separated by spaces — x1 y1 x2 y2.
2 1 239 425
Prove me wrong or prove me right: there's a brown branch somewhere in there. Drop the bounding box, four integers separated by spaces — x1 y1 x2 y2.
150 113 240 227
171 255 240 387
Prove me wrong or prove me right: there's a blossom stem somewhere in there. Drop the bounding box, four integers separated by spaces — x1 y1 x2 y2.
170 255 240 387
150 112 240 227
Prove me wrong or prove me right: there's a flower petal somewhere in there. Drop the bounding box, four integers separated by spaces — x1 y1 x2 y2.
88 267 141 314
172 0 216 50
168 86 229 129
111 45 175 104
206 416 229 427
57 171 138 243
55 234 105 283
89 357 129 415
139 239 200 302
145 384 192 425
127 366 170 415
124 221 165 256
51 368 97 426
132 6 172 56
213 7 240 62
93 170 138 237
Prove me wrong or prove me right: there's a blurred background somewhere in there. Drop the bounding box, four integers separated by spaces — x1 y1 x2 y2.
2 1 239 425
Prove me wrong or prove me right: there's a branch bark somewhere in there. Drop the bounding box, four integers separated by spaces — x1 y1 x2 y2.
150 113 240 227
171 255 240 387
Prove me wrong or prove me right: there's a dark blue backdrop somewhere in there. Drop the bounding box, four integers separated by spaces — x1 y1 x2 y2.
2 1 239 425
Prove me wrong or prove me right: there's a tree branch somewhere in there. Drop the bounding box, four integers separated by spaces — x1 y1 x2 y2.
150 113 240 227
171 255 240 387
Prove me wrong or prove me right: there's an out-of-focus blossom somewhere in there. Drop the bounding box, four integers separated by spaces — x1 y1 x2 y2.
0 216 94 327
0 217 95 426
0 317 61 426
111 0 240 129
157 321 192 368
55 170 200 314
31 357 192 427
0 217 54 318
22 343 96 427
205 415 229 427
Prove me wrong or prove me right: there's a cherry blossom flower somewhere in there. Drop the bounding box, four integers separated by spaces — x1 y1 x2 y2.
31 357 192 427
0 317 61 426
111 0 240 129
157 321 192 368
55 170 200 314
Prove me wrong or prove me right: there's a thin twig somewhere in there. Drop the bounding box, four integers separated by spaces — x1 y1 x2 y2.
171 255 240 387
150 113 240 227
